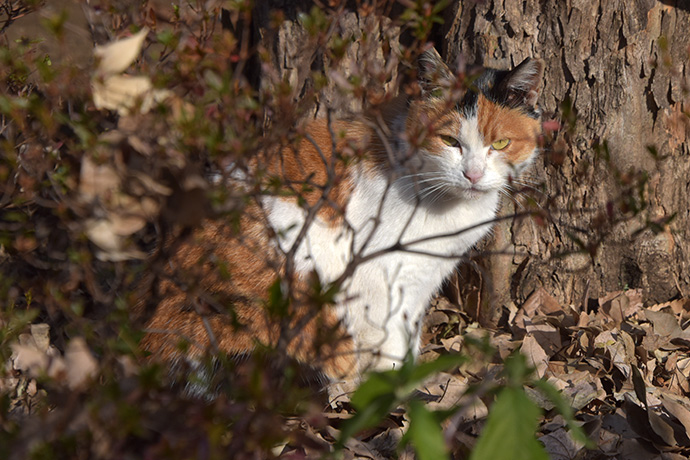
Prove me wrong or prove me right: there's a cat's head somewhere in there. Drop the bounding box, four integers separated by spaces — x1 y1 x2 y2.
404 48 544 201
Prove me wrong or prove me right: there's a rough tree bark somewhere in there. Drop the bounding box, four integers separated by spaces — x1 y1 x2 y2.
443 1 690 315
254 1 690 321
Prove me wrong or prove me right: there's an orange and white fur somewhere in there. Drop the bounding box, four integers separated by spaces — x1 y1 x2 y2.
140 49 544 390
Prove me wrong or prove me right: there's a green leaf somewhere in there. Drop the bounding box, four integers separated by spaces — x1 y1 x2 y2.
405 353 468 387
470 387 548 460
407 400 449 460
339 353 467 447
338 389 396 445
502 352 532 384
350 371 397 410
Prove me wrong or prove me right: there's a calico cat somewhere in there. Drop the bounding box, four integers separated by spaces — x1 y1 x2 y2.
138 48 544 390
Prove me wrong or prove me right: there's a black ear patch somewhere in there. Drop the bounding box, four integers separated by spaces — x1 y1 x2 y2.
495 58 544 108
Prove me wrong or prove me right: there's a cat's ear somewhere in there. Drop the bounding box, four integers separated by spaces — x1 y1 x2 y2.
497 58 544 107
418 48 454 96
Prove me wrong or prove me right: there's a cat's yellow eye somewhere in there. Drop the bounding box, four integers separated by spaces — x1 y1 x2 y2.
441 135 460 148
491 139 510 150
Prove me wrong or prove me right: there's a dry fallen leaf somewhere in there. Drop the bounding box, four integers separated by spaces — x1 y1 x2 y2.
84 218 146 261
11 326 66 382
64 338 98 389
440 335 463 353
524 322 561 356
94 28 149 74
93 75 171 116
549 371 606 410
539 427 585 460
521 334 549 378
12 335 50 375
30 323 51 352
593 329 633 379
79 156 121 201
644 309 690 342
91 27 171 115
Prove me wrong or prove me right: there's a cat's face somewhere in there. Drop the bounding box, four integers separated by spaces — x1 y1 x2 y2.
405 51 543 201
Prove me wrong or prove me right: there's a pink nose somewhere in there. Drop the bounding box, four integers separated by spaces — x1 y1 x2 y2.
464 170 484 184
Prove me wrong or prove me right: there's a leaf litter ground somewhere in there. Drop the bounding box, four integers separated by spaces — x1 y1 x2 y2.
4 288 690 459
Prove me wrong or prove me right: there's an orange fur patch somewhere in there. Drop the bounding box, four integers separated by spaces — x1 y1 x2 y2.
137 118 378 384
137 200 357 382
405 98 462 153
477 95 540 163
264 119 372 226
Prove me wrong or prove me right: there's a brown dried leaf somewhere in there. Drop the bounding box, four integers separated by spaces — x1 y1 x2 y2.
64 338 98 390
593 330 634 379
11 335 49 374
647 410 677 447
94 28 149 74
79 156 121 201
30 323 51 352
623 395 681 448
644 309 684 339
524 322 561 357
669 298 690 317
514 288 563 334
422 372 474 413
440 336 463 353
595 291 643 329
659 392 690 436
84 218 146 261
525 287 564 315
490 332 517 359
11 330 66 381
521 334 549 378
550 372 606 410
93 75 171 116
619 439 663 460
424 309 450 330
324 425 386 460
539 427 585 460
109 213 148 236
622 397 661 444
131 171 173 196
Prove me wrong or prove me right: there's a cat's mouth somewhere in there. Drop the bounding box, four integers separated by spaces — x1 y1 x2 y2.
457 183 496 200
464 186 487 196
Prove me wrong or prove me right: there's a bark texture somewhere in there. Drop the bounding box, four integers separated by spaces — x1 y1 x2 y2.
442 1 689 312
254 1 689 316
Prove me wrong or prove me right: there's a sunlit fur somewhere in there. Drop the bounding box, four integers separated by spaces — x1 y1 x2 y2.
139 50 544 389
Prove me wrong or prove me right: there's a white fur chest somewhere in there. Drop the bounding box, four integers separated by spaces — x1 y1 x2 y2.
262 163 500 373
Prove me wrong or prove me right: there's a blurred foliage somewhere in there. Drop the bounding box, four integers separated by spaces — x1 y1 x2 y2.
0 1 474 458
0 0 673 459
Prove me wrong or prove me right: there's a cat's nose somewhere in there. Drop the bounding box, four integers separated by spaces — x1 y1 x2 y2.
463 170 484 184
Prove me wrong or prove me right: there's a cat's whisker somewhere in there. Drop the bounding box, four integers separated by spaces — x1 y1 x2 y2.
397 174 446 186
512 179 542 188
417 182 445 198
499 188 524 210
418 182 452 203
512 177 544 188
397 171 445 181
397 175 448 197
510 180 547 197
506 188 548 213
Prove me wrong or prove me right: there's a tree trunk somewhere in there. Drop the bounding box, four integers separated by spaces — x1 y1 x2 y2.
253 1 690 319
442 1 690 316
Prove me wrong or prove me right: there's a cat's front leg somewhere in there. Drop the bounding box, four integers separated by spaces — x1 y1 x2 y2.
344 280 425 374
370 310 424 372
